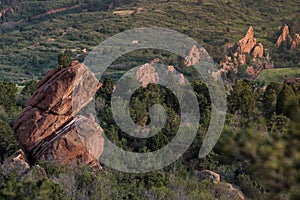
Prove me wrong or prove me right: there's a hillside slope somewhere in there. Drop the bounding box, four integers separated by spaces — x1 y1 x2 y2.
0 0 299 82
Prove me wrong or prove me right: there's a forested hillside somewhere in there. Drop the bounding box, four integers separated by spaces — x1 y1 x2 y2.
1 0 300 199
0 0 299 82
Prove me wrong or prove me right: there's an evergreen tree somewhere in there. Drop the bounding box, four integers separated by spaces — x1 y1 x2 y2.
228 79 256 120
0 119 18 162
276 84 295 115
57 53 71 68
262 82 283 118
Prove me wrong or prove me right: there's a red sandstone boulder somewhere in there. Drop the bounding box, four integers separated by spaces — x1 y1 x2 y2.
13 61 103 169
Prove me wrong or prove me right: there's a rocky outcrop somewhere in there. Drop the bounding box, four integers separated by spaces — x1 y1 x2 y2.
253 43 264 58
291 33 300 49
197 169 221 184
216 26 270 80
0 7 15 19
184 45 212 67
237 26 264 59
238 26 256 54
13 61 104 169
178 73 185 84
276 25 300 49
276 24 290 47
168 65 175 72
184 45 201 67
135 63 159 87
196 169 245 200
135 61 186 87
214 182 245 200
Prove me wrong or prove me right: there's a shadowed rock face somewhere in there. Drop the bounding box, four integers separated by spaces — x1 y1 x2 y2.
13 61 103 169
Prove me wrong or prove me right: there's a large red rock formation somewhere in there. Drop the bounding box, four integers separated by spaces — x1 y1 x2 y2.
276 24 290 47
135 63 159 87
276 25 300 49
238 26 256 54
13 61 104 169
216 26 269 80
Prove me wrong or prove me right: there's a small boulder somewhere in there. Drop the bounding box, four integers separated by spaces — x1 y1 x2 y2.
197 169 221 184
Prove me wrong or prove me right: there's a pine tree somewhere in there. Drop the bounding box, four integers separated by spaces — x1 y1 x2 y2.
275 84 295 115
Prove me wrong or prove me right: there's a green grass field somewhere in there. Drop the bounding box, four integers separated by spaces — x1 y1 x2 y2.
256 68 300 86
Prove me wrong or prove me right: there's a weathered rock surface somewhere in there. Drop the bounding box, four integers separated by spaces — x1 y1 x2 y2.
276 25 300 49
196 169 245 200
253 43 264 58
276 24 290 47
135 63 159 87
135 61 186 87
216 26 270 80
184 45 201 67
238 26 256 54
13 61 104 169
184 45 212 67
291 33 300 49
197 169 220 184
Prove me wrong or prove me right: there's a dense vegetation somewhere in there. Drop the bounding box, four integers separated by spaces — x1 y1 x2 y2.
0 0 300 199
0 0 299 82
1 76 300 199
